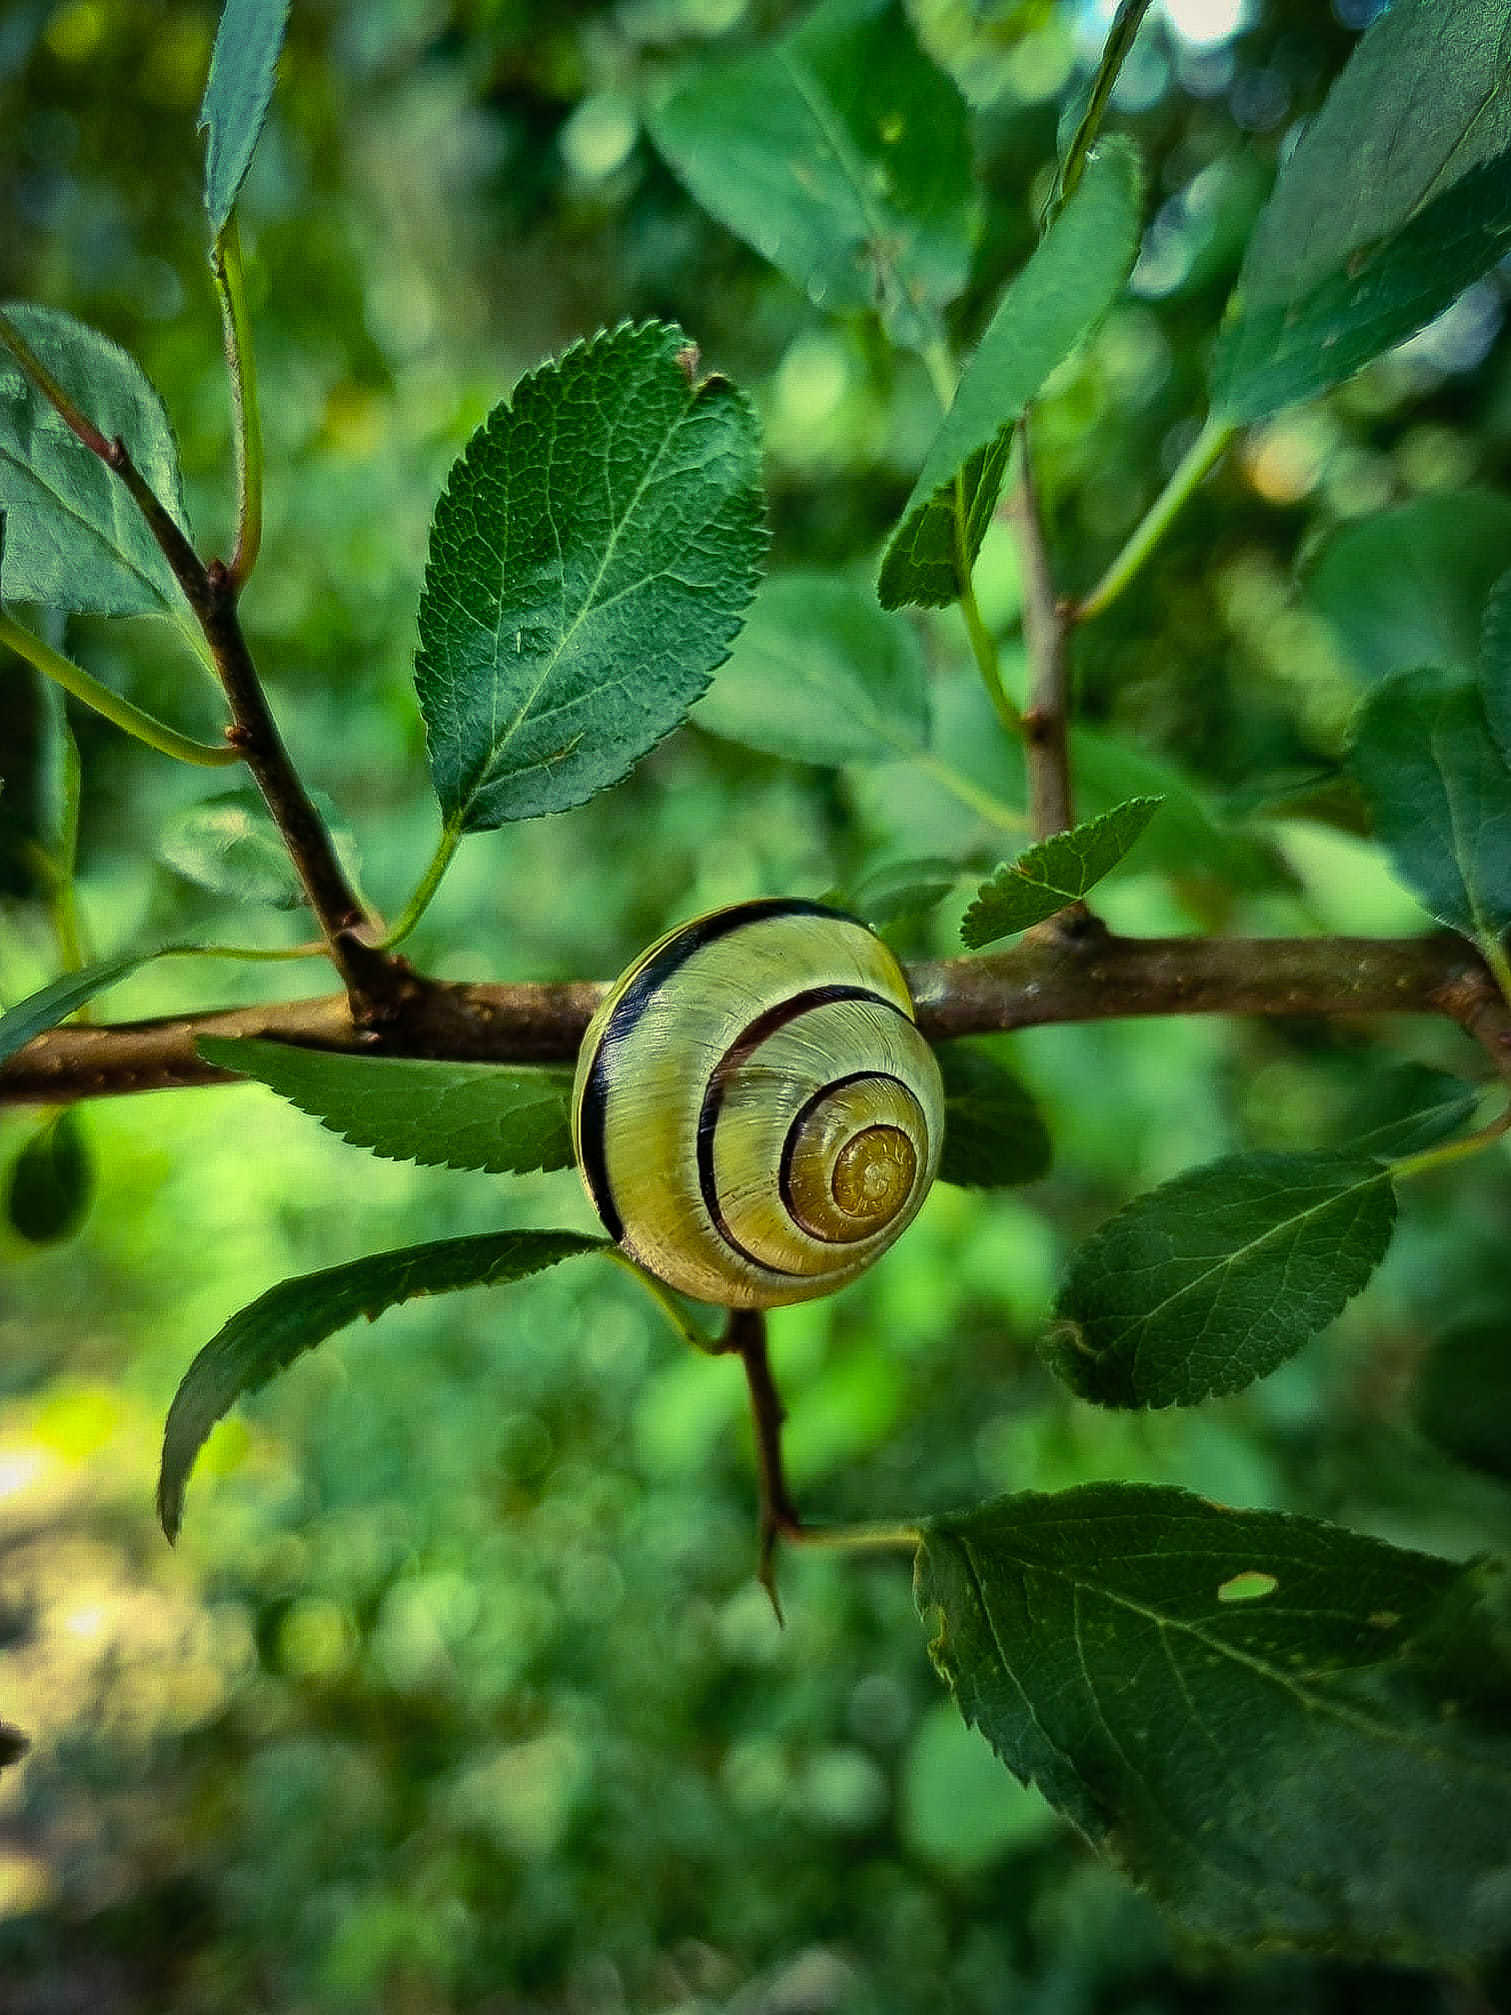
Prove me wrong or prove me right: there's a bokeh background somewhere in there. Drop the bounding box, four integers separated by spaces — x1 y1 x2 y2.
3 0 1511 2008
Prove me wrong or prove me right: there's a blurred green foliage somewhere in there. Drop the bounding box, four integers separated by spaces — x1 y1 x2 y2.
3 0 1511 2008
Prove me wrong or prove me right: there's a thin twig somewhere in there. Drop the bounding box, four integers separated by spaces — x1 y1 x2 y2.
3 931 1507 1107
1009 418 1076 847
719 1308 802 1618
210 220 263 588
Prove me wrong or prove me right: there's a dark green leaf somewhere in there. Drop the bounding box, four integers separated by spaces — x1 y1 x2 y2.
1477 563 1511 766
961 797 1162 947
5 1108 92 1244
918 1482 1511 1962
694 574 928 765
1351 666 1511 946
1341 1063 1478 1160
0 1723 28 1771
0 950 164 1068
158 1228 605 1540
828 856 961 926
936 1040 1051 1189
1212 0 1511 421
1307 493 1511 686
648 0 975 349
878 139 1142 609
0 305 191 619
1414 1323 1511 1483
197 1037 575 1176
1047 1150 1396 1408
415 322 764 833
200 0 291 239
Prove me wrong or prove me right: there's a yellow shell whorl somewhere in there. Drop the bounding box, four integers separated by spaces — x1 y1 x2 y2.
571 899 943 1309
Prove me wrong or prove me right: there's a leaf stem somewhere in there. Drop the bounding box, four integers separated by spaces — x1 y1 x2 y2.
378 820 463 951
1053 0 1158 218
0 608 241 768
1390 1104 1511 1183
916 753 1028 832
1074 414 1235 624
211 219 263 590
786 1520 923 1555
604 1250 722 1356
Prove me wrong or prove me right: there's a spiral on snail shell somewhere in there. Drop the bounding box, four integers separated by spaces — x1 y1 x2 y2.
571 899 944 1309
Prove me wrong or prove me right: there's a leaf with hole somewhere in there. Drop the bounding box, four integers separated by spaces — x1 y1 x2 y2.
918 1481 1511 1962
694 574 928 766
198 1037 575 1176
936 1040 1051 1189
961 796 1162 946
648 0 975 349
0 305 191 619
879 138 1142 610
1045 1149 1397 1407
158 1229 605 1539
1211 0 1511 420
415 322 765 833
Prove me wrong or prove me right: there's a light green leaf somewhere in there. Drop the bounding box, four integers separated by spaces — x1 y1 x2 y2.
415 322 765 833
1211 0 1511 421
1350 666 1511 946
693 574 928 765
961 796 1162 946
648 0 975 349
1306 494 1511 687
4 1109 92 1245
158 787 358 910
918 1482 1511 1962
936 1039 1051 1189
1046 1150 1396 1408
0 304 191 619
197 1037 575 1176
827 855 962 926
879 139 1142 610
157 1228 605 1540
201 0 291 239
0 950 166 1068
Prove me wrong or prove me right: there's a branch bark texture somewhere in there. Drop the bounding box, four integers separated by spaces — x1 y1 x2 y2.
3 931 1504 1107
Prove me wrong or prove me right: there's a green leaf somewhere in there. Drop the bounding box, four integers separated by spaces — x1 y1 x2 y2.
647 0 975 350
827 855 961 926
0 304 191 619
197 1037 575 1176
5 1108 92 1245
158 1228 605 1540
1350 666 1511 946
1414 1323 1511 1483
1477 563 1511 766
1306 493 1511 686
1211 0 1511 421
158 787 358 910
415 322 765 833
1046 1150 1397 1408
960 796 1162 947
693 574 928 765
917 1482 1511 1962
1341 1063 1478 1160
936 1040 1052 1190
200 0 291 240
878 139 1142 610
0 950 164 1068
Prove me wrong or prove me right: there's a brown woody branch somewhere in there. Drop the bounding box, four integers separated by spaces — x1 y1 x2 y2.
3 929 1506 1108
1010 418 1076 846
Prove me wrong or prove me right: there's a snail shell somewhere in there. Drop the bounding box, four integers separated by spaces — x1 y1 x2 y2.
572 898 944 1308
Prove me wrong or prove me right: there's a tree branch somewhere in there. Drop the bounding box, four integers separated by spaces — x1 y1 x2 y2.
1009 420 1076 845
3 931 1505 1107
